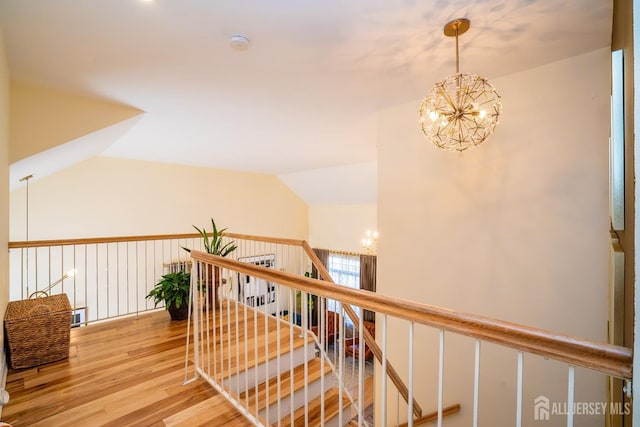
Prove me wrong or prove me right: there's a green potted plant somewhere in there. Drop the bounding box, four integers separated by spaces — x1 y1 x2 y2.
296 287 318 327
183 218 238 306
146 270 191 320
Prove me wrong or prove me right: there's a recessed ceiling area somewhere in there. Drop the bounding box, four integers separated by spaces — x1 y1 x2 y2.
0 0 613 202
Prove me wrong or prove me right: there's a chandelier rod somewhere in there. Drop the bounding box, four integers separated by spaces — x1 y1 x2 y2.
444 18 469 74
455 25 460 74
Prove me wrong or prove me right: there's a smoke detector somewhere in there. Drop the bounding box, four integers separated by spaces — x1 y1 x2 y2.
229 35 250 51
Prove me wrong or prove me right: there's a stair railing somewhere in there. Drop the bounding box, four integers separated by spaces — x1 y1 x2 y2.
186 251 367 426
301 241 423 419
189 249 632 427
7 232 311 325
10 232 633 425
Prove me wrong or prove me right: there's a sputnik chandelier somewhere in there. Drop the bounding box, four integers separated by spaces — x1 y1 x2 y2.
419 18 502 152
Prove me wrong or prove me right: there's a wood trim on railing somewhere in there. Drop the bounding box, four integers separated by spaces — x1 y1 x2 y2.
301 241 423 418
8 232 305 249
190 250 634 380
225 233 305 246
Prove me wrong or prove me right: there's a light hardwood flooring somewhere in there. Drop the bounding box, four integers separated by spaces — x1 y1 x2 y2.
2 310 252 427
2 306 376 427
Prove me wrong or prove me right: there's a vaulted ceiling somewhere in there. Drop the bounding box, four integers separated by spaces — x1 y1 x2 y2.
0 0 613 202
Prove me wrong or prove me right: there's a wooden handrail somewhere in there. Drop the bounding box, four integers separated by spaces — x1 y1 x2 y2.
8 232 305 249
225 232 305 246
190 250 633 379
301 241 423 418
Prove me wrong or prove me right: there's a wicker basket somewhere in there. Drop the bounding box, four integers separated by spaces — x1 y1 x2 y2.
4 293 72 369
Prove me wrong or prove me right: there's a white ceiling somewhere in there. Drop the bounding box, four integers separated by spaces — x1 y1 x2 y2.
279 161 377 206
8 116 144 191
0 0 612 202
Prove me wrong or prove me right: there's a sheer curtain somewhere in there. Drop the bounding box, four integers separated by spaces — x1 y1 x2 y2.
311 249 377 323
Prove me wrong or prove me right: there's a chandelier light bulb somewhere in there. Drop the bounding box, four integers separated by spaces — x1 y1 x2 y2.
361 229 379 254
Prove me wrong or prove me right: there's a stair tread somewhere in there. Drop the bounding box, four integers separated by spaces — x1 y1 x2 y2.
203 301 315 379
239 357 333 411
279 387 351 427
199 300 353 427
212 331 314 381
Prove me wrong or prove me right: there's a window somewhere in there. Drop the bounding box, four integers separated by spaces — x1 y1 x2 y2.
326 253 360 322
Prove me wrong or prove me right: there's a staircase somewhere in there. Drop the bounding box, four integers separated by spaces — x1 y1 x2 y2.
192 300 359 427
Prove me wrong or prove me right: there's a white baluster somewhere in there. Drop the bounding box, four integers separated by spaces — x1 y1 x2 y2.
234 279 240 397
320 296 325 426
339 304 345 427
254 277 259 415
473 340 481 427
358 313 364 426
289 290 295 426
264 279 270 425
408 322 415 427
516 352 524 427
567 366 575 427
437 330 444 427
243 290 249 410
303 290 309 425
382 314 388 426
276 284 281 426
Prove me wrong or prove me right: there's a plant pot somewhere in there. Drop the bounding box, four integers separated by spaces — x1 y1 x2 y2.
168 302 189 321
205 264 221 307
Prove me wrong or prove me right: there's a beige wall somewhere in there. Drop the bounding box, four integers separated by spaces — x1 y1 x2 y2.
0 27 9 346
308 204 376 253
9 156 308 240
377 49 610 426
10 81 142 163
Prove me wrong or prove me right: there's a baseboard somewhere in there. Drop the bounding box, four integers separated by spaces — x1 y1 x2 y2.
0 347 7 418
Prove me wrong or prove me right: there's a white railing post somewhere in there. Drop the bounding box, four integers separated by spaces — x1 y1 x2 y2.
473 339 481 427
382 314 388 426
437 329 444 427
289 290 295 426
276 284 282 426
243 285 250 411
184 259 199 383
567 366 575 427
516 352 524 427
302 290 308 425
408 322 415 427
264 283 270 425
320 297 326 426
234 278 240 396
358 312 365 426
338 304 345 427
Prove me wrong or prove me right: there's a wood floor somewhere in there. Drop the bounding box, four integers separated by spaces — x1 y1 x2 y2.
2 311 252 427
